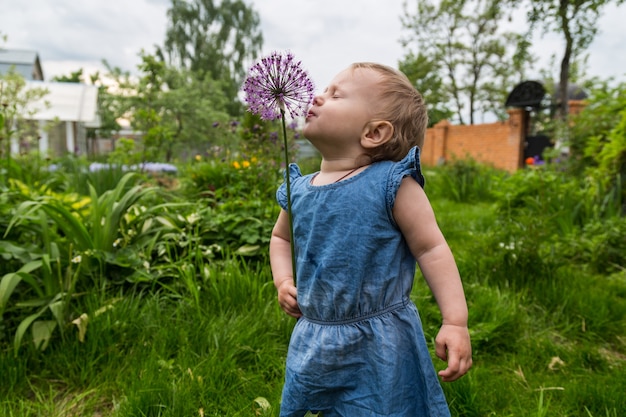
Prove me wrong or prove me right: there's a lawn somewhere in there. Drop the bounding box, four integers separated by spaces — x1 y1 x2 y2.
0 155 625 417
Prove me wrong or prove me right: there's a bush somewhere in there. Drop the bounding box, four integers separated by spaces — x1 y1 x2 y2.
552 216 626 274
180 155 281 202
424 158 507 203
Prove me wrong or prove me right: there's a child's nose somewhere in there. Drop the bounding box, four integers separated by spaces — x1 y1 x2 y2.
313 95 324 105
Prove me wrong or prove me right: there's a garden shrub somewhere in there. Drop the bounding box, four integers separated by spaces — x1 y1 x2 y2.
552 216 626 274
569 81 626 212
424 158 506 203
181 155 281 203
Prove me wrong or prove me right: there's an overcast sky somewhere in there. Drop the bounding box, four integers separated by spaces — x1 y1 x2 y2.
2 0 625 92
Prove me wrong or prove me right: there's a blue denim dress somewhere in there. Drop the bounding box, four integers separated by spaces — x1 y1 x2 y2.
276 147 450 417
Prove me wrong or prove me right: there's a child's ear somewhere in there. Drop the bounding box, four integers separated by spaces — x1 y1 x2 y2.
361 120 394 149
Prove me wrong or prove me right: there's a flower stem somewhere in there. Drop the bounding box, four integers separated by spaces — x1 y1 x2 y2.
280 108 297 286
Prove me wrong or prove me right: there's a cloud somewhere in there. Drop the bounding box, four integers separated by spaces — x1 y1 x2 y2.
3 0 168 75
1 0 624 87
255 0 406 87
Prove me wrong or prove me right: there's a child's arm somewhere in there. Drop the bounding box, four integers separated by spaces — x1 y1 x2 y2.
393 177 472 382
269 209 302 318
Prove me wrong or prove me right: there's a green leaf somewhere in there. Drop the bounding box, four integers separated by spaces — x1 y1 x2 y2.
0 260 43 313
31 320 57 350
0 241 34 263
15 299 50 308
17 260 43 275
40 201 93 250
156 216 179 229
0 273 22 314
235 244 260 256
14 309 45 354
48 299 66 326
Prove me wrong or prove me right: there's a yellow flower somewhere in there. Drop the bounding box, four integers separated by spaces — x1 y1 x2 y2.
251 156 258 164
232 161 241 169
195 154 202 162
242 160 251 168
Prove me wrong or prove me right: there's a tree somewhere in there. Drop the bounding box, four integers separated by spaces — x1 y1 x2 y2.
569 81 626 207
527 0 625 120
401 0 534 124
159 0 263 116
107 51 233 163
87 69 125 140
0 34 48 166
51 69 84 83
0 70 49 179
399 53 454 126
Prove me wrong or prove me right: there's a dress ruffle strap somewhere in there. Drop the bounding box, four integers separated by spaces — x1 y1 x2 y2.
385 146 425 215
277 163 303 211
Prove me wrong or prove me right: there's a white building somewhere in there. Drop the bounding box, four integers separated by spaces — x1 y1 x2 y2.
0 48 100 156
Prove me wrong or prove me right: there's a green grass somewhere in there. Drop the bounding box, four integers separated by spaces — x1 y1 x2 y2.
0 259 292 416
413 194 626 417
1 174 625 416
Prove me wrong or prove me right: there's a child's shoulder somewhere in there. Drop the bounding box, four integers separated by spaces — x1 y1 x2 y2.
386 147 424 188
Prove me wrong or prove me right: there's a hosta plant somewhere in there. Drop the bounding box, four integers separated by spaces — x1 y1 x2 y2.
0 173 156 352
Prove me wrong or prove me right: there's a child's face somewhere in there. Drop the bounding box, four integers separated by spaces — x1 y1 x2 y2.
303 67 382 149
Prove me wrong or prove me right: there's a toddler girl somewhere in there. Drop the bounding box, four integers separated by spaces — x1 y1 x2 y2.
270 62 472 417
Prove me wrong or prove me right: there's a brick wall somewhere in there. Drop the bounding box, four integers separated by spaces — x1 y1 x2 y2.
421 101 586 173
422 108 526 173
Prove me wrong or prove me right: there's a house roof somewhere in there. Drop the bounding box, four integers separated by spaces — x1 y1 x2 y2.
25 81 99 124
0 49 44 80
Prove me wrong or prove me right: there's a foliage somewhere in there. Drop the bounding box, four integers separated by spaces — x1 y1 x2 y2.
1 173 157 352
0 152 55 188
181 155 280 202
51 68 84 83
179 113 302 201
129 195 276 269
423 158 507 203
585 111 626 181
552 216 626 274
568 81 626 208
105 137 141 168
526 0 626 120
495 167 620 229
109 52 234 163
0 144 625 416
237 110 302 163
1 261 290 416
160 0 264 116
401 0 534 124
399 53 454 126
488 165 625 281
0 70 49 180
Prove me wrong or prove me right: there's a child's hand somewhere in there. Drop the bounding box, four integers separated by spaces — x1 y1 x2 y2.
277 280 301 318
435 324 472 382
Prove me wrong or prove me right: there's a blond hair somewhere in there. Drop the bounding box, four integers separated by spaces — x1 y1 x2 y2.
351 63 428 162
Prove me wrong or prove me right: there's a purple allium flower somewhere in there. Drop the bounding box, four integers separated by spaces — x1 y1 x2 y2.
242 51 315 120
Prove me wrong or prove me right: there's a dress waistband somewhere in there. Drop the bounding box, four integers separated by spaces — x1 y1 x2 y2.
302 300 409 326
